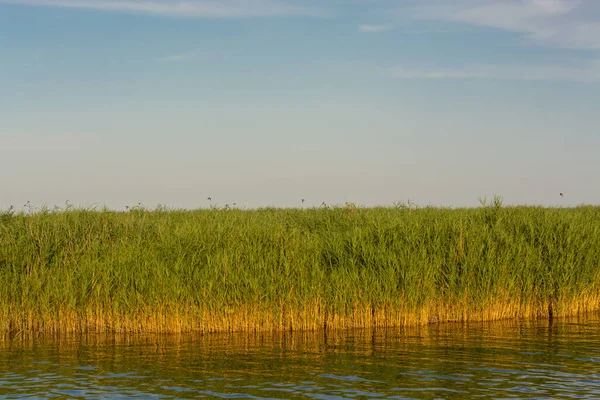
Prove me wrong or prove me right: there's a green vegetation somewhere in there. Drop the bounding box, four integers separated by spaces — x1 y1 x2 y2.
1 202 599 333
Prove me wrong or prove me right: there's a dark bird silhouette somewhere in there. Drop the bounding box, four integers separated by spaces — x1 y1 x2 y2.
560 193 564 197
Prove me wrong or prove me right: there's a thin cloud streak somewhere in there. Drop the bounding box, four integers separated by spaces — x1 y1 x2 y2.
386 61 600 83
358 24 393 33
0 133 97 151
157 51 197 62
0 0 323 18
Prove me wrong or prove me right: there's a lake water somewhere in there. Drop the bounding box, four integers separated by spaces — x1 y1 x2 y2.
1 316 600 399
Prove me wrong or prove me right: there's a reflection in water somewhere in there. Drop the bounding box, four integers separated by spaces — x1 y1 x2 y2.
1 316 600 399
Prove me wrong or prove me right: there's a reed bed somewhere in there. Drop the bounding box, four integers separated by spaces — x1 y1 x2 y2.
1 203 599 334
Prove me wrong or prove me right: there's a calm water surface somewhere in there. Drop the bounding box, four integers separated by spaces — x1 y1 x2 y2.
2 316 600 399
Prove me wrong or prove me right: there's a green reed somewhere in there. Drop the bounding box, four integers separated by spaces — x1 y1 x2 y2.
1 204 599 333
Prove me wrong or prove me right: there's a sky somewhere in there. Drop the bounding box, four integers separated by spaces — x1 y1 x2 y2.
1 0 599 210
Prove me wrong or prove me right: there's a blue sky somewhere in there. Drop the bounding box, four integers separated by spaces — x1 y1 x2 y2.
1 0 599 210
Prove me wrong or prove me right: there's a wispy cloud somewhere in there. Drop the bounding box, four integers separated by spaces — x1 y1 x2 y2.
0 0 322 18
411 0 600 49
385 61 600 82
157 51 197 62
358 24 393 33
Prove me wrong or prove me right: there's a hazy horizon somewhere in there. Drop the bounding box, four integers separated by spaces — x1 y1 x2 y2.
2 0 599 210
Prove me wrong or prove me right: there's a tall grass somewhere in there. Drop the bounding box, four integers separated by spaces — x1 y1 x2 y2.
1 204 599 333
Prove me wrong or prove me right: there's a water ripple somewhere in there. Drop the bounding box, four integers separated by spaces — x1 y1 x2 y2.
1 316 600 399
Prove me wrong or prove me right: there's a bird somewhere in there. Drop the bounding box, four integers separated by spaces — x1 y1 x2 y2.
560 193 564 197
301 199 305 204
207 197 212 201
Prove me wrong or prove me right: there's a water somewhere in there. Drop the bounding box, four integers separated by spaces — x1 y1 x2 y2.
2 316 600 399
